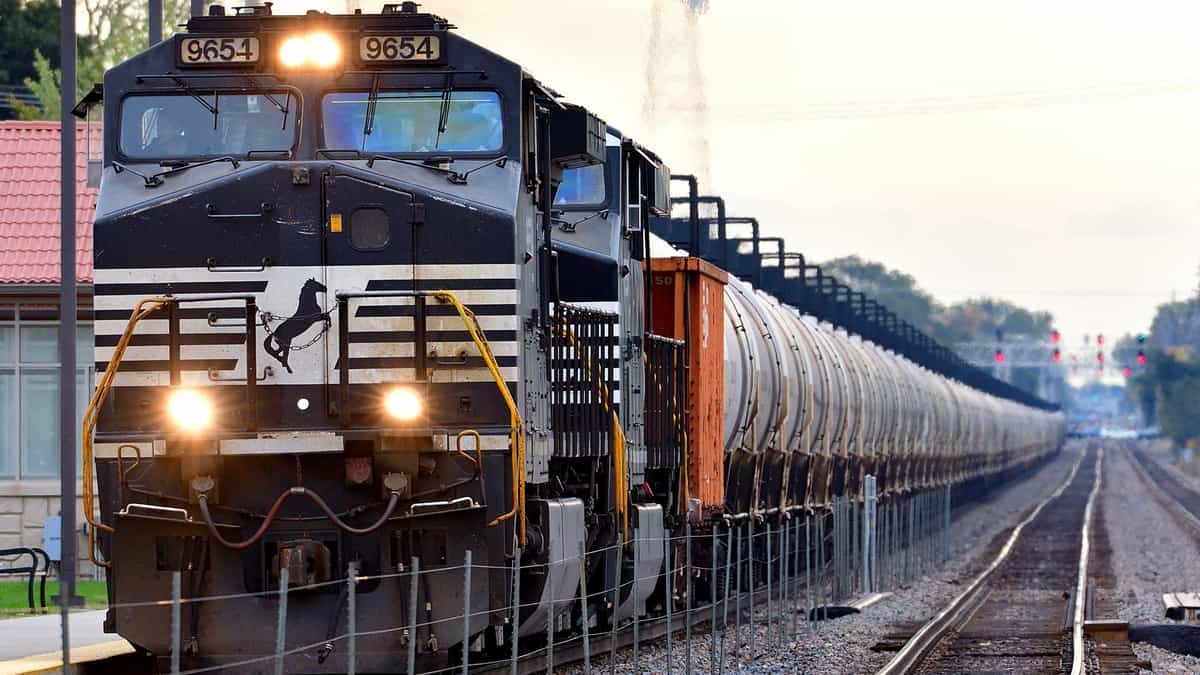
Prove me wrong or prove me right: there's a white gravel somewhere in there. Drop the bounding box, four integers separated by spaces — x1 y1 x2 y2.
565 444 1086 675
1101 446 1200 675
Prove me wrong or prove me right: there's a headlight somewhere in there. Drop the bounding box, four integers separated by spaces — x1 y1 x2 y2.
167 389 214 432
384 388 422 421
278 32 342 69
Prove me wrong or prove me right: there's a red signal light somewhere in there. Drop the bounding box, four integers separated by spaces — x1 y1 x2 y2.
1122 366 1132 378
1051 330 1061 344
994 349 1005 363
1136 351 1146 365
1097 351 1104 363
1052 349 1061 362
1097 333 1104 346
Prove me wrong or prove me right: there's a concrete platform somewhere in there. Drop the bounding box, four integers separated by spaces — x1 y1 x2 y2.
0 611 134 675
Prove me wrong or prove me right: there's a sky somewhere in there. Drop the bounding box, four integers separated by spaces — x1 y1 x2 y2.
283 0 1200 359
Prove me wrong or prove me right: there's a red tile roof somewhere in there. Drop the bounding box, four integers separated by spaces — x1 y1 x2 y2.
0 121 97 284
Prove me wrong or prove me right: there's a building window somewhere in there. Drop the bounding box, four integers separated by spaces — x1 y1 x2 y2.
0 303 94 480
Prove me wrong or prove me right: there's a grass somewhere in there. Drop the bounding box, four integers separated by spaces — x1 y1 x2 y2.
0 580 108 617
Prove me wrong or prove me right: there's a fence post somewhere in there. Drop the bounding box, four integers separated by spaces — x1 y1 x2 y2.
632 534 640 671
779 518 787 649
577 541 590 675
735 523 743 660
170 571 181 675
274 567 289 675
348 561 357 675
748 518 756 659
462 550 472 675
609 534 623 675
511 548 521 675
765 521 773 643
720 524 733 675
710 526 718 670
805 514 813 635
944 484 951 562
408 557 419 675
684 523 693 673
665 530 673 673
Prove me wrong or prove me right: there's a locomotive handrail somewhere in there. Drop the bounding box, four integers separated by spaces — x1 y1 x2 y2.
82 296 174 569
335 289 527 549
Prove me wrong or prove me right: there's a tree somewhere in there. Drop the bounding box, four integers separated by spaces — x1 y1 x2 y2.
0 0 64 119
13 0 190 119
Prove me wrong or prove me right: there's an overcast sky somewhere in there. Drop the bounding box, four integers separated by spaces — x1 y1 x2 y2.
292 0 1200 361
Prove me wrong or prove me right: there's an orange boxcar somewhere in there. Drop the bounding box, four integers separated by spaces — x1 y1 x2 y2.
648 257 728 514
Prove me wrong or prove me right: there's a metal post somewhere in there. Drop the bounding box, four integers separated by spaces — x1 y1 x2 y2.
805 515 813 635
609 535 622 675
710 526 718 670
765 521 772 642
149 0 163 45
944 485 951 562
665 531 673 673
511 549 521 675
684 523 692 673
574 541 590 675
347 562 357 675
734 524 742 659
747 518 755 659
58 0 77 666
545 572 554 675
720 525 732 674
275 567 289 675
818 512 827 622
778 519 786 648
191 0 203 17
632 534 640 670
408 557 419 675
170 571 181 675
462 549 472 675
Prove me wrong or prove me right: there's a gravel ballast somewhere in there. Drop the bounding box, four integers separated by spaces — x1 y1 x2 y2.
1102 447 1200 675
563 444 1086 674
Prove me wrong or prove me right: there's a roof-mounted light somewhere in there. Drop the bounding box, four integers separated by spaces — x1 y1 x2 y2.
278 32 342 69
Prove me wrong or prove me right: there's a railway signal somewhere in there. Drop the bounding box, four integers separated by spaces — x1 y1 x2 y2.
1051 329 1061 344
1122 366 1132 378
1137 351 1147 365
994 349 1005 363
1052 348 1061 362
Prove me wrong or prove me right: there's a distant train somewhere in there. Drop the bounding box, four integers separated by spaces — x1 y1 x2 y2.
78 3 1064 672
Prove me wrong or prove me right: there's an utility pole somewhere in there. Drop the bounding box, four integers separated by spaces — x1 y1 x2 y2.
59 0 77 666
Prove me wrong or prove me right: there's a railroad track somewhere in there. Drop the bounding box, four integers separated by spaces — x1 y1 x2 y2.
1129 446 1200 532
877 448 1105 675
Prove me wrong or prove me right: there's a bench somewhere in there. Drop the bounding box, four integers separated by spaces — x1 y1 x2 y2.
0 547 51 613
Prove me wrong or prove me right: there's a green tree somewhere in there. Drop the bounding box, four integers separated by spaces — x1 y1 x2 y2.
13 0 189 119
0 0 63 119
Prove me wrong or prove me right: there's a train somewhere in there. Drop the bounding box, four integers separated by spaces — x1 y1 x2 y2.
75 3 1065 672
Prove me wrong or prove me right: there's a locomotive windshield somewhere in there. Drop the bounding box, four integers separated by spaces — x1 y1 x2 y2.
554 164 606 208
321 90 502 154
119 92 298 160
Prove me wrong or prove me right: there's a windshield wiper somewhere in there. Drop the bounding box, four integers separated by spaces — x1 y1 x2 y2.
362 74 381 140
241 76 290 130
434 72 456 150
553 208 609 232
140 156 240 188
169 76 219 128
366 154 508 185
366 154 458 180
112 161 164 188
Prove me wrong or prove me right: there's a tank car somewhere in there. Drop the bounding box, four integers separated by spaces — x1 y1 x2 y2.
77 4 1063 673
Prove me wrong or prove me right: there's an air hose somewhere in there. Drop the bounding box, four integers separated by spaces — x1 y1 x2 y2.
197 487 400 550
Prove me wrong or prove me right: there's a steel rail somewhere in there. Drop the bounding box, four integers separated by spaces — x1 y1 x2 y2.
1069 448 1104 675
1127 447 1200 532
875 450 1088 675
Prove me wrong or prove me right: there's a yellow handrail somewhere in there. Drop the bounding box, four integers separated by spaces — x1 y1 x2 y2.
81 297 172 568
431 291 527 549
